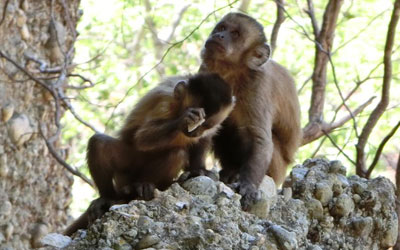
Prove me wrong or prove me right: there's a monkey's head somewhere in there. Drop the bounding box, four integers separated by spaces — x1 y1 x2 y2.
201 12 271 72
174 73 235 137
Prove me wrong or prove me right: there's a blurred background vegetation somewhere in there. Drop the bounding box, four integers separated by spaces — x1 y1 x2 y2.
62 0 400 216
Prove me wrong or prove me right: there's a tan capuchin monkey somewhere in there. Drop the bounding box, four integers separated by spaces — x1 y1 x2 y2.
64 73 235 235
184 13 302 210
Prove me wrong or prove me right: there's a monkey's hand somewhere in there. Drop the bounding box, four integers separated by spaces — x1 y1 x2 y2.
182 107 206 136
238 183 262 211
87 197 114 224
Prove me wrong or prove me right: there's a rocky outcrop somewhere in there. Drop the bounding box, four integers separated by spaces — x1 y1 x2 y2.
45 158 398 249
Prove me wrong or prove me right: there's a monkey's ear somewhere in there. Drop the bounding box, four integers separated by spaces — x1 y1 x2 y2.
174 80 187 99
247 43 271 70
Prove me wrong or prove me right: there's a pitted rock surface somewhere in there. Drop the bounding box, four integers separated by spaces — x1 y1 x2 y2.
54 158 397 250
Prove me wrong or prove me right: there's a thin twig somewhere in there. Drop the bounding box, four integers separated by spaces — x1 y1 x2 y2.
297 74 312 94
324 131 356 165
65 73 96 89
0 51 57 99
305 0 320 38
270 0 286 54
328 54 360 138
366 120 400 177
334 10 388 53
39 123 94 187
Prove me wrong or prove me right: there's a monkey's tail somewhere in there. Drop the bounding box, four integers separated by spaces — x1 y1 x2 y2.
63 210 89 236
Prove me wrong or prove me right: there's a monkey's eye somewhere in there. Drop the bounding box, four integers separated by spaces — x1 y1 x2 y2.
217 25 226 31
231 31 240 38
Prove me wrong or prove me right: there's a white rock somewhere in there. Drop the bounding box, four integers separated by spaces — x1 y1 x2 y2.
8 114 33 146
41 233 72 248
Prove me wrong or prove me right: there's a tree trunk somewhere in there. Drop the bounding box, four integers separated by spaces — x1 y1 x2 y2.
0 0 80 249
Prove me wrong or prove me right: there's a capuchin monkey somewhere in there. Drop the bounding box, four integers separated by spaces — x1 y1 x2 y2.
185 12 302 210
64 73 235 236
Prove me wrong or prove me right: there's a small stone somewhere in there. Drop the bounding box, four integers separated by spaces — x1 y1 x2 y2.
40 233 72 248
175 201 188 210
218 182 235 198
329 160 346 175
307 245 322 250
31 223 48 248
350 217 373 236
0 155 8 177
137 235 160 249
314 182 333 206
330 194 354 217
352 194 361 203
16 10 27 27
305 198 323 220
8 114 33 146
247 176 277 218
1 103 14 122
290 167 308 182
382 218 398 248
182 176 217 197
5 224 13 240
268 225 297 250
137 216 154 231
21 24 31 41
352 182 367 195
332 183 343 196
0 201 12 216
283 187 292 202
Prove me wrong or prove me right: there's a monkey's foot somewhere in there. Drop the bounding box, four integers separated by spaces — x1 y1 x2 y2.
132 182 156 200
87 197 114 224
238 183 262 211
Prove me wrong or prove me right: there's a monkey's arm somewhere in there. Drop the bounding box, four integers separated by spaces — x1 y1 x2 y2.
239 123 273 210
64 210 89 236
135 107 204 151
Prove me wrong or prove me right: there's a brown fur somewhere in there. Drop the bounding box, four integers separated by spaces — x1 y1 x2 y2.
189 13 301 209
64 73 235 235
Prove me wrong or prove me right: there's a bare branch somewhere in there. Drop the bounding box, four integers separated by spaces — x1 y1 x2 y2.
39 123 94 187
308 0 344 123
305 0 320 38
166 5 190 43
324 131 356 165
302 96 375 145
65 73 96 90
356 0 400 177
238 0 251 12
297 74 312 94
366 120 400 177
0 50 57 100
270 0 286 54
328 55 360 138
330 97 376 130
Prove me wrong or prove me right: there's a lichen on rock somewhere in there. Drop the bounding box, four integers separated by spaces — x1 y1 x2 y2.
53 158 397 250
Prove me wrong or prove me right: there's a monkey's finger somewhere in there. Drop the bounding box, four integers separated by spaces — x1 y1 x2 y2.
199 108 206 119
186 112 202 123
